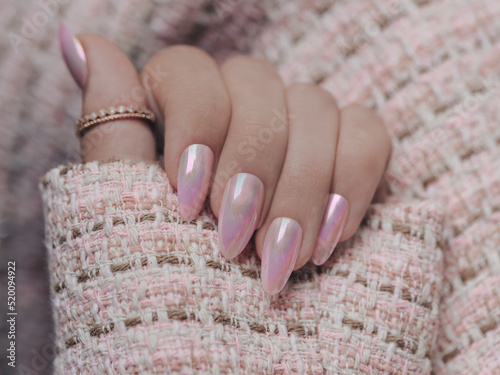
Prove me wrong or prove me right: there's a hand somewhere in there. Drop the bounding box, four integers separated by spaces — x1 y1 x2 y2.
60 27 391 294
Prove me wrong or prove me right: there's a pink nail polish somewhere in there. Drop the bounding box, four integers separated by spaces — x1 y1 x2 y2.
261 218 302 294
59 22 87 88
311 194 349 265
218 173 265 259
177 144 214 221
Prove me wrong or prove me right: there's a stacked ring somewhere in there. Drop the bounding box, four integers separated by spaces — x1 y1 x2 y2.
75 105 156 136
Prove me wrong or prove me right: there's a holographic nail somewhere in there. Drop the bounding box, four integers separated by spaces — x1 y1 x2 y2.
311 194 349 265
177 144 214 221
218 173 265 259
261 217 302 294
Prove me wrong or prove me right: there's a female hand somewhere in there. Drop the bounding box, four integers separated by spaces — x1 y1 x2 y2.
60 26 391 294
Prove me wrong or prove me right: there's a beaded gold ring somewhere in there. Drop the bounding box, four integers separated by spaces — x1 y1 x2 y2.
75 105 156 136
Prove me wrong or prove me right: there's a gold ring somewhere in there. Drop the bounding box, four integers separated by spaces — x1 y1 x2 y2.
75 105 156 136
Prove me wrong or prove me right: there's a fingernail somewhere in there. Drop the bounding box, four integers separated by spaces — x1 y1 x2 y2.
261 218 302 294
311 194 349 265
218 173 265 259
177 144 214 221
59 22 87 89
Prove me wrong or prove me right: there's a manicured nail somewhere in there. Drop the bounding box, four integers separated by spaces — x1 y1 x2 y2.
261 218 302 294
59 22 87 88
311 194 349 265
177 144 214 221
218 173 265 259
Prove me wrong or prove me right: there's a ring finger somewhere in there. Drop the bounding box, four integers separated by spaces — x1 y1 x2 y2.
255 83 340 294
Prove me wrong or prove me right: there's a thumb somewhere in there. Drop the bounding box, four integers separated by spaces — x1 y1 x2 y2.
59 23 156 163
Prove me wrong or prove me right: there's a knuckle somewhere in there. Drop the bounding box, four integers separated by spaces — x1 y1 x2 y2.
155 44 210 63
287 83 339 115
235 99 270 126
183 87 231 125
287 83 336 103
284 159 331 196
341 104 385 136
141 45 214 79
286 82 317 97
341 104 392 162
222 55 281 82
342 103 377 118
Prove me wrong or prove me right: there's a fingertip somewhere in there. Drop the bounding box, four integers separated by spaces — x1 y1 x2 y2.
311 194 349 265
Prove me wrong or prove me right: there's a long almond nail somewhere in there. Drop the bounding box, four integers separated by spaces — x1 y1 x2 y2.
261 218 302 294
218 173 264 259
59 22 87 88
177 144 214 221
311 194 349 265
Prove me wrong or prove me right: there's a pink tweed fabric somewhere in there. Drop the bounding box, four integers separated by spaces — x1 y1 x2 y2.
41 161 443 374
8 0 494 373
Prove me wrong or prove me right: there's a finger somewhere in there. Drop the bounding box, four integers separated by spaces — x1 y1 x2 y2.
255 84 339 294
60 24 156 163
213 56 288 259
372 177 391 203
312 105 392 264
141 45 231 221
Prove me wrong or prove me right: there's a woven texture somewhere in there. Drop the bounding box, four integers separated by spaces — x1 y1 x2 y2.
41 161 443 374
0 0 495 373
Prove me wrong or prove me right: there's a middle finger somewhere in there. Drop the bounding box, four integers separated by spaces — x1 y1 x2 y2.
256 83 340 294
212 56 288 260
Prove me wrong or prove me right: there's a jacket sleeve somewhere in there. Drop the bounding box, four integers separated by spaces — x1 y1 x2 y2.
40 160 444 374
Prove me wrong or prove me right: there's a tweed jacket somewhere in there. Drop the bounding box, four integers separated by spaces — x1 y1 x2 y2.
39 0 500 373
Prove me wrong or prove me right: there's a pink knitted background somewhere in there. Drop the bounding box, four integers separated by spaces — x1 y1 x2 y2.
2 0 500 373
41 161 443 374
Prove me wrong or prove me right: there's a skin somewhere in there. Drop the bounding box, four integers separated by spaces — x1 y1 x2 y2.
79 34 156 163
76 34 392 271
